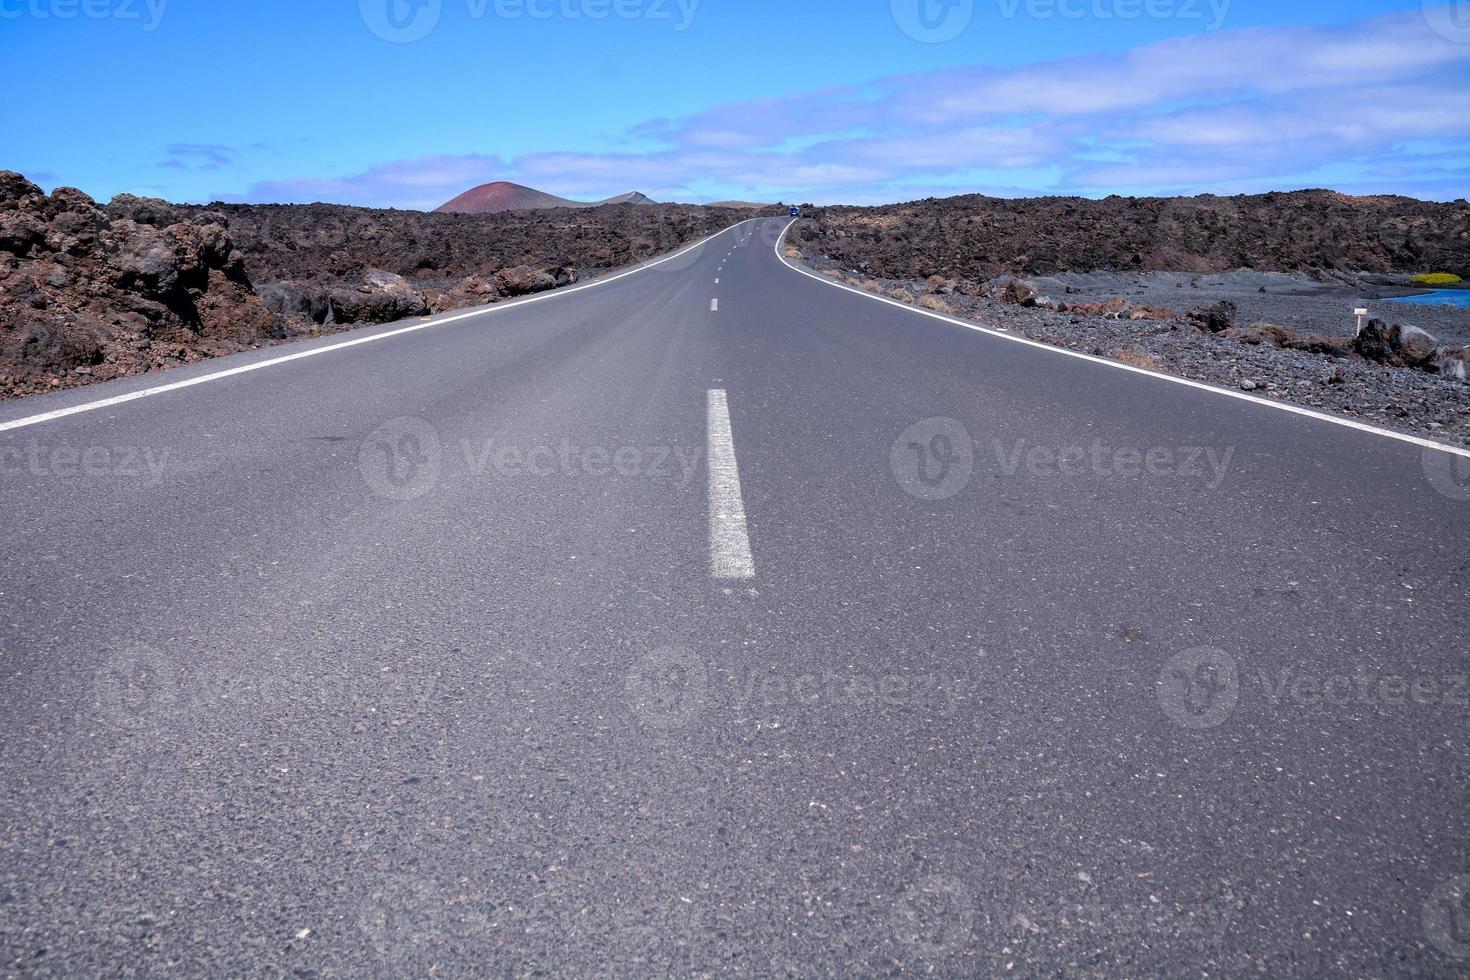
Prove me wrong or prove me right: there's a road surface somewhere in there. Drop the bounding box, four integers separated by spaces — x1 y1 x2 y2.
0 217 1467 976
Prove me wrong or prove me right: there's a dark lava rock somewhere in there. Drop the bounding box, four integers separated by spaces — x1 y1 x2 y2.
0 171 281 398
325 270 431 324
1353 318 1440 369
787 190 1470 280
105 197 767 292
999 278 1041 307
1223 322 1297 346
1222 322 1356 358
1189 301 1237 333
494 265 557 297
0 170 774 398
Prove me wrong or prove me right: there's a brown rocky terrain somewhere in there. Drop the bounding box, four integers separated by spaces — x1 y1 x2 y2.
781 190 1470 444
789 191 1470 280
0 170 768 398
0 172 284 398
113 195 764 328
8 169 1470 415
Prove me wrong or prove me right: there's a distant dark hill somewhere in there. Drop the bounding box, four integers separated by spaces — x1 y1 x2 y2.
599 192 657 207
436 181 578 213
436 181 659 214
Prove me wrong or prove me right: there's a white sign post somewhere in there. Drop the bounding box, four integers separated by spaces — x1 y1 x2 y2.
1354 308 1369 333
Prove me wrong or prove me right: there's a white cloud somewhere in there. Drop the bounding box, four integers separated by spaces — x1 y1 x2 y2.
226 154 507 209
226 7 1470 207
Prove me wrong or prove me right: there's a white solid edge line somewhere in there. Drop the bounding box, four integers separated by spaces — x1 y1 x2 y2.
707 388 755 579
774 219 1470 460
0 218 762 434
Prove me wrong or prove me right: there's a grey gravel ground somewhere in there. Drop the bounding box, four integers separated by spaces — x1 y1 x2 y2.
794 253 1470 447
1034 270 1470 347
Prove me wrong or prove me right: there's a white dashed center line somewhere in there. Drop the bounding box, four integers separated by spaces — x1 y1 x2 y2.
710 298 719 311
706 388 755 580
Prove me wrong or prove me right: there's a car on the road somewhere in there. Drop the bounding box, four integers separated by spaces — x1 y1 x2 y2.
789 206 801 217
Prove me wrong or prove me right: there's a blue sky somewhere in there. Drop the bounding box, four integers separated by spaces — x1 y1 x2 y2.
3 0 1467 207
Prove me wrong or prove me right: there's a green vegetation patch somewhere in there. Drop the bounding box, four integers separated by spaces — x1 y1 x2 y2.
1412 272 1463 285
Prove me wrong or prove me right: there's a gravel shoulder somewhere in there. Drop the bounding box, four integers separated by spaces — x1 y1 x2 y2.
786 244 1470 448
1037 269 1470 348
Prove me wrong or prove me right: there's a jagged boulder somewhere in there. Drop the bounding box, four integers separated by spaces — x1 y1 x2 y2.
322 270 430 325
998 277 1041 307
102 219 183 293
0 172 44 207
1060 297 1132 318
257 269 430 327
494 264 558 297
0 171 284 397
107 193 183 227
0 210 46 255
1188 301 1237 333
1221 322 1356 359
1223 322 1297 347
1352 319 1440 369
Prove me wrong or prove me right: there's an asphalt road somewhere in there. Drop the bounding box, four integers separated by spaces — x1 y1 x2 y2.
0 216 1467 976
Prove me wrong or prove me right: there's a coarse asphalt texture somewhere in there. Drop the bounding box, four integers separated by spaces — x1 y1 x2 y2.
0 217 1468 976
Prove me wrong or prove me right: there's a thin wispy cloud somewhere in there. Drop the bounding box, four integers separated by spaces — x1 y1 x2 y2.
231 154 509 209
226 7 1470 208
159 143 240 171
